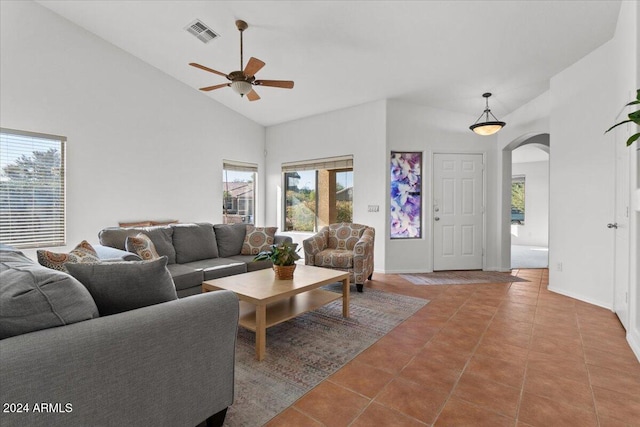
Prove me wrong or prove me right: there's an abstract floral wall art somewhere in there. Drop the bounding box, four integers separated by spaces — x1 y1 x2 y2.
390 151 422 239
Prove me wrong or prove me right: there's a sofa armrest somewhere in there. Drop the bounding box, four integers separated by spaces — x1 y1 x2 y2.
302 227 329 266
93 244 141 261
0 291 239 427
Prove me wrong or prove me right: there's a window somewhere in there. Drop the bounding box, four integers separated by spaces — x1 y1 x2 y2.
0 128 66 248
282 156 353 232
511 175 525 224
223 161 257 224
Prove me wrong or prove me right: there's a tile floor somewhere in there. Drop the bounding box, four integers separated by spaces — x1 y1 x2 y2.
265 269 640 426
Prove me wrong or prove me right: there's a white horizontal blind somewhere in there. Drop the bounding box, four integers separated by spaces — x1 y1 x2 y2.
281 155 353 172
223 160 258 173
0 128 66 248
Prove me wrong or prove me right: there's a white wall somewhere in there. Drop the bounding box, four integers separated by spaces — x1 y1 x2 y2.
0 1 265 257
385 100 497 273
511 160 549 247
546 0 639 309
265 100 387 270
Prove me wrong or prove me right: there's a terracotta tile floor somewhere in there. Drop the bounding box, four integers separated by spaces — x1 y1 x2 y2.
265 269 640 426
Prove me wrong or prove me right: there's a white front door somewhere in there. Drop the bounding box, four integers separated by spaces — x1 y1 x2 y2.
433 153 484 271
613 130 630 330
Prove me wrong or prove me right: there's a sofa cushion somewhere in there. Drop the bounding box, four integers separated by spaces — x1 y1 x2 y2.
99 226 176 264
172 223 219 263
166 263 204 292
36 240 100 272
0 247 99 340
182 259 247 280
315 249 354 269
227 254 273 272
241 226 277 255
125 233 160 261
213 223 247 257
66 256 177 316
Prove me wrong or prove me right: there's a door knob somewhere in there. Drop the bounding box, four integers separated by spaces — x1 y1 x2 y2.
434 217 440 221
607 223 618 229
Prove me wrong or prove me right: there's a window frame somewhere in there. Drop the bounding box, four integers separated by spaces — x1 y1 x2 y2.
282 156 354 232
222 160 257 225
0 127 67 248
511 175 526 225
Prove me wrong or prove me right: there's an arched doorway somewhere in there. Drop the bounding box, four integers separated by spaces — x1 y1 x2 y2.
500 133 550 270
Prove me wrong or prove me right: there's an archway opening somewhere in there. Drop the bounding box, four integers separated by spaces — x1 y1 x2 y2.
501 133 550 270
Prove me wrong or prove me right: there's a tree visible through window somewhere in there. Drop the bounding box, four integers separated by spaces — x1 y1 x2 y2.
283 156 353 232
0 128 66 248
511 175 525 225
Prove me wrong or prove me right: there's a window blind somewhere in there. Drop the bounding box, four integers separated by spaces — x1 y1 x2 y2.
223 160 258 173
281 155 353 172
0 128 66 248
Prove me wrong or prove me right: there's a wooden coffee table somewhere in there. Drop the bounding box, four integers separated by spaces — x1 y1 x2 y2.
202 264 350 361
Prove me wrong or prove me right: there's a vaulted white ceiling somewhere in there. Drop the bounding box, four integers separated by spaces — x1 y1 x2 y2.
37 0 621 127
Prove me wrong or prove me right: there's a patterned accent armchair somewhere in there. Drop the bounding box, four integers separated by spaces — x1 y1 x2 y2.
303 223 375 292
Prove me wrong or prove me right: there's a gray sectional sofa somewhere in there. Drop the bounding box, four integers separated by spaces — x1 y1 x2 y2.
0 245 239 427
98 222 292 297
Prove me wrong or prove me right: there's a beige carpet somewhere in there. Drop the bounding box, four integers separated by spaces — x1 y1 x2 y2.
400 270 530 285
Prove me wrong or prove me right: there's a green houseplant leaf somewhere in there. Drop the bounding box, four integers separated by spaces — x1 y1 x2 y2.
253 241 301 266
606 89 640 146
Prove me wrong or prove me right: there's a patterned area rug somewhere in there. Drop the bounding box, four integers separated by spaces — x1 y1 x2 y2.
224 285 428 426
400 270 530 285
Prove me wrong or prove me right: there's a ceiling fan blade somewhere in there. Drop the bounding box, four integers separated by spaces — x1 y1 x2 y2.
189 62 228 78
199 83 230 92
255 80 294 89
244 57 266 78
246 89 261 101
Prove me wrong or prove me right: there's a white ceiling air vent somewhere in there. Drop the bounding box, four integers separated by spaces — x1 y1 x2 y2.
185 19 219 44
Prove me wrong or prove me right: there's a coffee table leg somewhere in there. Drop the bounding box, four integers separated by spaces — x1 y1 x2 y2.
342 277 350 318
255 304 266 361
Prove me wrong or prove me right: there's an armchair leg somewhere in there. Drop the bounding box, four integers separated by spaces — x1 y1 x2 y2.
356 284 363 293
368 273 373 280
206 408 228 427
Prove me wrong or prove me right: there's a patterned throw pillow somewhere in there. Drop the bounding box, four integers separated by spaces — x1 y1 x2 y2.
241 225 277 255
37 240 100 272
125 233 160 260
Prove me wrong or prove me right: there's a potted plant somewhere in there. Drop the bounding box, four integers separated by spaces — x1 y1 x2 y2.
254 241 301 279
605 89 640 147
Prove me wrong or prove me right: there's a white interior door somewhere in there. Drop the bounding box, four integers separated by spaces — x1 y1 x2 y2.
613 133 630 330
433 153 484 271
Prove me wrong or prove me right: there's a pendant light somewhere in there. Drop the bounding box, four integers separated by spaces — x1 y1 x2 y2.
470 92 506 136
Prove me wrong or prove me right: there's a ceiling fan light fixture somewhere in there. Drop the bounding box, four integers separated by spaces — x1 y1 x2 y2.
230 80 252 96
470 93 506 136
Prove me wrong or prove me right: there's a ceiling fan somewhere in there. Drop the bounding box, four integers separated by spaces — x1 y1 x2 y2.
189 20 294 101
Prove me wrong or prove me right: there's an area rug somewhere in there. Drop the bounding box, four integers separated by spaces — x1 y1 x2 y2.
400 270 530 285
224 285 428 426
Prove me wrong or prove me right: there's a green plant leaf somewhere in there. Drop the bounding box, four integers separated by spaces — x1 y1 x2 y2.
605 119 632 134
626 133 640 147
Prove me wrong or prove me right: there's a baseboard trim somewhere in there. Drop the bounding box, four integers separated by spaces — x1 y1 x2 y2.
547 286 612 310
628 329 640 362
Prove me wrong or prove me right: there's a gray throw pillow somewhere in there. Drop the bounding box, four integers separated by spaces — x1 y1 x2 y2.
66 256 177 316
213 223 247 257
99 226 176 264
172 223 218 263
0 247 99 339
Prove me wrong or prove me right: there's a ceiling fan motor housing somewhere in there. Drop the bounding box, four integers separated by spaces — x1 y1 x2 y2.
228 70 255 83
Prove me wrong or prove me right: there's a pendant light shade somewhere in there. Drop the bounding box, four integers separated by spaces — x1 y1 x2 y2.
470 92 506 136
